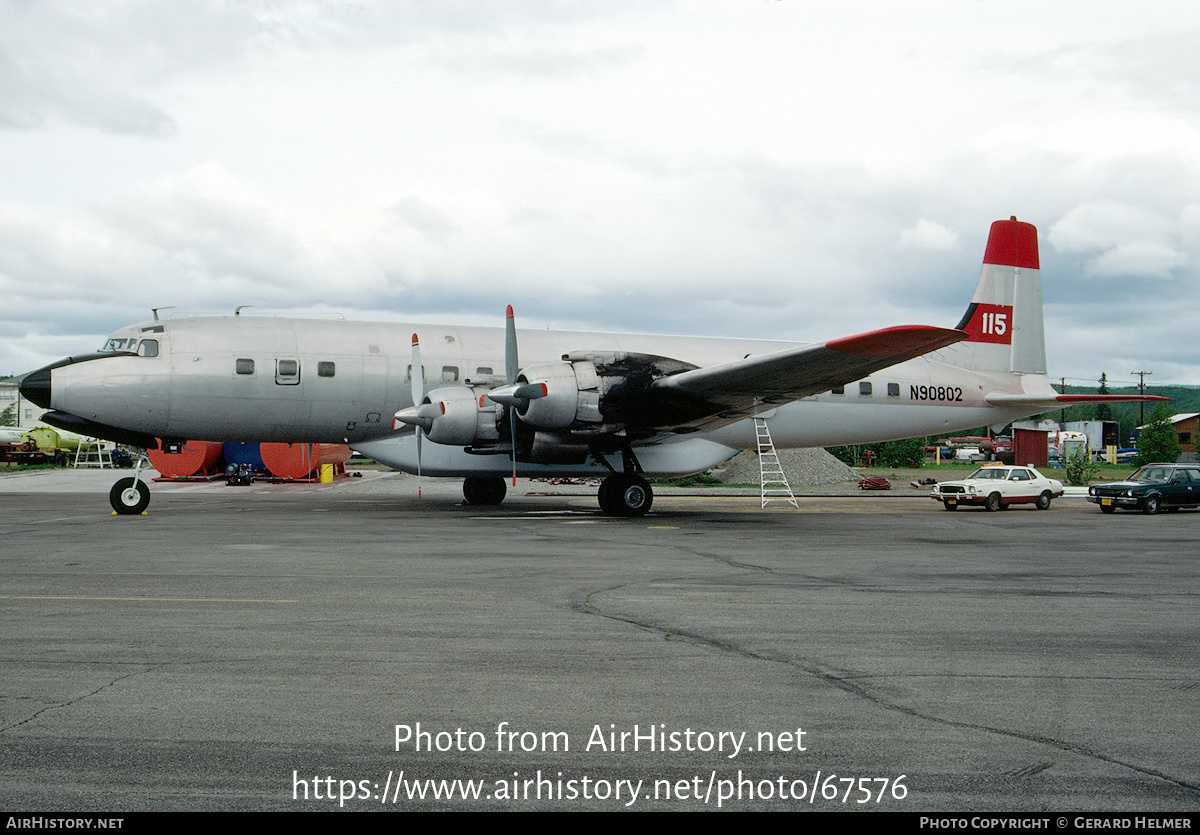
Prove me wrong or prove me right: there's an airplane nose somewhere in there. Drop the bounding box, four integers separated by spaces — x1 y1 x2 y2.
19 366 52 409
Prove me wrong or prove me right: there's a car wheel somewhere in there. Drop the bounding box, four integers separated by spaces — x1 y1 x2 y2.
1036 491 1052 510
985 492 1002 512
1142 494 1160 515
942 500 958 511
109 477 150 515
1099 504 1116 514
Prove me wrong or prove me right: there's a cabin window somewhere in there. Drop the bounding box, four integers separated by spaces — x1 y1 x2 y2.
441 366 458 383
859 382 872 396
236 359 255 375
317 361 335 378
831 386 844 395
887 383 899 397
137 339 159 357
406 365 427 382
276 359 300 385
476 366 493 376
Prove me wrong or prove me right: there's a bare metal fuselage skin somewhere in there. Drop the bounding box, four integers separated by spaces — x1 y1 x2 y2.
38 314 1039 477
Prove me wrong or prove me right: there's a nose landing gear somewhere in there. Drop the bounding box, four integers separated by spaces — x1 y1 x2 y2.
109 455 150 515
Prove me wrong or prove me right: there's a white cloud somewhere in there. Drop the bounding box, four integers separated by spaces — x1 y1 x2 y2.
1049 201 1174 253
1048 201 1189 281
898 220 959 252
1082 242 1187 280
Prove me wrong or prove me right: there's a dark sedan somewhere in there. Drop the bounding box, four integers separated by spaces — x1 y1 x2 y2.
1087 463 1200 514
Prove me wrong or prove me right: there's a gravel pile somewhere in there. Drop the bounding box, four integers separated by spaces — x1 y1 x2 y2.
710 447 859 486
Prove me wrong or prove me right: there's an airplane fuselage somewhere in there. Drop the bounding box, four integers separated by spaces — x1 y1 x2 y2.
40 314 1040 477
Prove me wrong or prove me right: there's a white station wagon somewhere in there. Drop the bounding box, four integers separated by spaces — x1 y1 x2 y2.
930 465 1065 511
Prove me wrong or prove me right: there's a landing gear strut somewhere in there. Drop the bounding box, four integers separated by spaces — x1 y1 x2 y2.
596 446 653 517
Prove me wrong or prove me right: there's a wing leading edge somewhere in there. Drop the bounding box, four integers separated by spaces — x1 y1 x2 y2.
647 325 967 432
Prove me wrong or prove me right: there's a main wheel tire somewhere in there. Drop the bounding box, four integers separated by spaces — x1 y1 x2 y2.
1036 491 1052 510
986 492 1002 512
462 476 506 506
1142 494 1160 514
109 478 150 515
598 474 653 517
597 478 613 513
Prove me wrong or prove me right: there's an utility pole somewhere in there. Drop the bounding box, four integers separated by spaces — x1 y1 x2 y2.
1131 370 1153 427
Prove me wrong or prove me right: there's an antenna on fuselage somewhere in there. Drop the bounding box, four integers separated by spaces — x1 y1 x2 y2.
150 306 175 321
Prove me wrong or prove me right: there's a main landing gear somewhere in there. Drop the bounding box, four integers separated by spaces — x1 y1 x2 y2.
596 445 653 517
460 447 654 517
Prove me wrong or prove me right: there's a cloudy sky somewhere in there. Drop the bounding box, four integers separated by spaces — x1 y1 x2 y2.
2 0 1198 389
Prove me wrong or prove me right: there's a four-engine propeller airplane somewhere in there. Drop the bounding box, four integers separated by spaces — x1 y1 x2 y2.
20 217 1164 516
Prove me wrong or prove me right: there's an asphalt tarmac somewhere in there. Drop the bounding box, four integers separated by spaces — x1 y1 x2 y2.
1 469 1197 811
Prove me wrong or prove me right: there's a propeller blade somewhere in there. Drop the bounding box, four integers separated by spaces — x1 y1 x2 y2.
505 304 518 385
411 333 424 499
504 306 518 485
411 333 424 406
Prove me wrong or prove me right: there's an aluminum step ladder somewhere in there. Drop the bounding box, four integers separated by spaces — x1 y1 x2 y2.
756 417 798 509
73 437 111 468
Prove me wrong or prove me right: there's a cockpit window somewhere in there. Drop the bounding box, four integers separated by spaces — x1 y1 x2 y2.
102 338 137 353
137 339 159 357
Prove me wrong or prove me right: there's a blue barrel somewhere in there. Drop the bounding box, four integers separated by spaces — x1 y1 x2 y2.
222 442 265 472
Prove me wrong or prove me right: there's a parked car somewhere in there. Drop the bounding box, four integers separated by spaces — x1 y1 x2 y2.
930 465 1064 511
1087 463 1200 514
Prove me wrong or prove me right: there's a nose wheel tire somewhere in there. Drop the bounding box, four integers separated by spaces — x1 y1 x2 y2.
598 474 653 517
109 478 150 515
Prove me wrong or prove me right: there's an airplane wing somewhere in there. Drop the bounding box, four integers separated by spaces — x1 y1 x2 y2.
640 325 968 433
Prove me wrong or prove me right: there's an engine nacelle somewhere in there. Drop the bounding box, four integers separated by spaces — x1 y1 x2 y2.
424 386 488 446
514 362 602 430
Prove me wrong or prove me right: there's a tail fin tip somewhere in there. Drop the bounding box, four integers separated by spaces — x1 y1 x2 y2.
983 217 1039 270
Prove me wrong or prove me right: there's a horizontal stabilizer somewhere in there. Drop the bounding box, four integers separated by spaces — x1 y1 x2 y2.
985 393 1172 408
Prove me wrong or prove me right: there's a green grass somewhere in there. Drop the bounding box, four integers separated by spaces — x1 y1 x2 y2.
0 462 57 473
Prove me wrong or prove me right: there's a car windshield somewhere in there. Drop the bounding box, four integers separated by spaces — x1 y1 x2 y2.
966 468 1006 480
1127 467 1170 483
